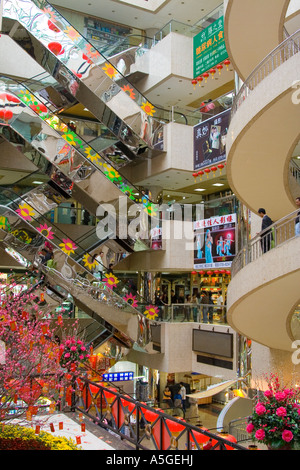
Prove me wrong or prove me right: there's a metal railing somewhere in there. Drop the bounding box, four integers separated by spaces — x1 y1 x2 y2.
232 29 300 116
71 378 247 451
232 209 300 277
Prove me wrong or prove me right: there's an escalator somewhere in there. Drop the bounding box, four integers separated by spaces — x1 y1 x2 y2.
2 0 165 162
0 78 160 256
0 187 157 353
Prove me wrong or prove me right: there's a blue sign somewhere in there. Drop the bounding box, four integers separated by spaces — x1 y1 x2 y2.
103 371 134 382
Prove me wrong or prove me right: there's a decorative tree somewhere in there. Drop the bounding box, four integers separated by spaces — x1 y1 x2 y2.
0 274 89 428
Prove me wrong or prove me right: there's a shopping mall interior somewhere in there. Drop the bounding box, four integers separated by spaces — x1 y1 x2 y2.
0 0 299 451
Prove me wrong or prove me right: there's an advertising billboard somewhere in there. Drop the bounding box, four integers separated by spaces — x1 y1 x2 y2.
194 213 236 269
193 16 228 78
193 109 230 171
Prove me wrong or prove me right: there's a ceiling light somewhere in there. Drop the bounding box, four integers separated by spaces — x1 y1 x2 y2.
212 183 224 187
32 181 43 184
195 188 205 191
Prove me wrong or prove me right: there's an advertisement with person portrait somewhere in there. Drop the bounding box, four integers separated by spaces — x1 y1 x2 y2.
194 213 236 269
193 109 230 171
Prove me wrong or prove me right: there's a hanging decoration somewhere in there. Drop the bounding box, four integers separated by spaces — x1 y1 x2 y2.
204 168 211 178
217 163 224 175
144 305 159 320
198 170 204 181
123 293 138 309
211 166 217 177
209 68 216 79
191 79 198 89
103 273 119 289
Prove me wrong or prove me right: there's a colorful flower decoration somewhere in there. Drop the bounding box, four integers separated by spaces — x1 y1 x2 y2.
64 26 80 41
141 101 156 116
47 19 60 33
84 147 101 164
84 44 99 60
144 305 159 320
16 203 35 221
48 41 65 56
0 216 10 231
82 253 97 271
42 6 58 22
122 84 136 100
123 293 138 308
103 273 119 289
102 63 118 79
119 184 136 200
59 238 77 256
103 164 122 182
36 223 54 240
144 202 158 217
62 130 80 147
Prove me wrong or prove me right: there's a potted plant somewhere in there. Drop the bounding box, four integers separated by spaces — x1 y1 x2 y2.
246 374 300 450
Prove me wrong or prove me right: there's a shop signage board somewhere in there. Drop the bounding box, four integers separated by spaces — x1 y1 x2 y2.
193 213 236 269
193 16 228 78
193 109 230 171
102 371 134 382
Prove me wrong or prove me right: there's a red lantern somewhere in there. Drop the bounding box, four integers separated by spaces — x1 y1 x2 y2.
203 72 209 82
189 427 210 448
224 59 231 71
199 270 205 275
207 271 213 276
217 163 224 175
191 79 198 89
211 166 217 177
216 63 223 75
204 168 211 178
198 170 204 181
209 68 216 79
197 76 203 86
219 269 225 275
192 172 198 182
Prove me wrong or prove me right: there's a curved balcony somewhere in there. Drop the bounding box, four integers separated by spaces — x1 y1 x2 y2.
227 210 300 351
226 30 300 221
224 0 289 81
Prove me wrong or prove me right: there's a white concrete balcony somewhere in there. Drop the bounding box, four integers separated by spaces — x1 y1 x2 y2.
224 0 288 81
227 210 300 352
226 30 300 221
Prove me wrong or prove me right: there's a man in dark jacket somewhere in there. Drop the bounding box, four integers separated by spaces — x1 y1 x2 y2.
258 208 273 253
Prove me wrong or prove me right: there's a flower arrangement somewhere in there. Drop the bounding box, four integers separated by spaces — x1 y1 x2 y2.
0 424 80 450
59 336 90 369
246 374 300 449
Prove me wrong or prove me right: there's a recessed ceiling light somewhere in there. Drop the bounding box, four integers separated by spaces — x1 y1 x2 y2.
195 188 205 191
32 181 43 184
212 183 224 187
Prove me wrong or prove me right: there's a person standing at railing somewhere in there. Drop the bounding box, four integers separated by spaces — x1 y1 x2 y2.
208 292 214 324
201 290 209 323
70 203 76 224
295 197 300 236
258 208 274 253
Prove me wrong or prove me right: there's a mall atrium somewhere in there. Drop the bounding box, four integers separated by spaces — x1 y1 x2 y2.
0 0 299 450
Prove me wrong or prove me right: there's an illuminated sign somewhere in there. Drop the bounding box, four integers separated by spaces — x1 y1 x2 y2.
102 371 134 382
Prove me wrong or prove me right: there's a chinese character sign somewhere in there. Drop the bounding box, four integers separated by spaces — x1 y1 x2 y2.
194 109 230 170
193 16 228 78
194 213 236 269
